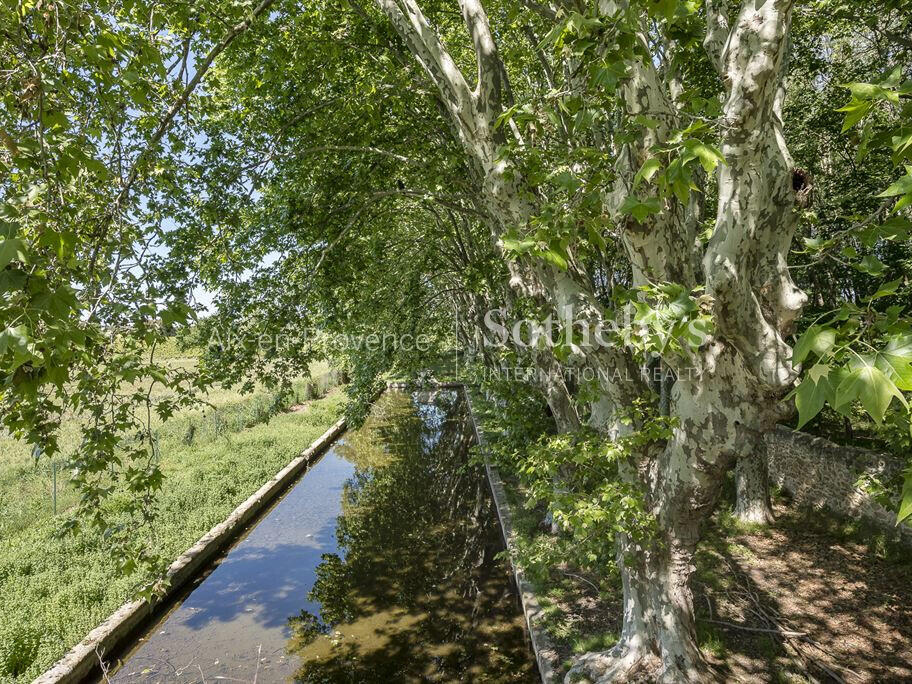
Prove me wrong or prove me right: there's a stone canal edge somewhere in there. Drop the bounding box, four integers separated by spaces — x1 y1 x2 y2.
33 416 348 684
463 387 559 684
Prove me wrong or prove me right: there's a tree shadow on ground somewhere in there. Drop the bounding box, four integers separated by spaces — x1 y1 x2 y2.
695 502 912 683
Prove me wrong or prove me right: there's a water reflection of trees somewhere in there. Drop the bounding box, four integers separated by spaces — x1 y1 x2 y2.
286 390 535 682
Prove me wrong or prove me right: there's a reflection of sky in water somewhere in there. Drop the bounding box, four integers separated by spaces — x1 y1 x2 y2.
111 444 356 682
110 389 529 683
285 388 536 683
412 389 450 453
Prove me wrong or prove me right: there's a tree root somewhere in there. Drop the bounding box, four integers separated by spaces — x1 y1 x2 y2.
564 641 657 683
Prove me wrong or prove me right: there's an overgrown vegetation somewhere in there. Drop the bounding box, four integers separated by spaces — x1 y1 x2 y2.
0 383 344 682
473 386 912 681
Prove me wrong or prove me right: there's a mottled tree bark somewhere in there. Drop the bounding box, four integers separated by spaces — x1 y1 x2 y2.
572 0 805 679
373 0 805 681
734 441 775 524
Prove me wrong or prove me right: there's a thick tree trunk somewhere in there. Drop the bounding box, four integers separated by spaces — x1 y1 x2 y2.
568 522 709 682
734 444 775 525
587 2 804 674
704 0 805 526
569 344 767 683
532 349 580 434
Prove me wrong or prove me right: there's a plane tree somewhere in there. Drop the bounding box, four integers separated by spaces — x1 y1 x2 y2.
2 0 911 680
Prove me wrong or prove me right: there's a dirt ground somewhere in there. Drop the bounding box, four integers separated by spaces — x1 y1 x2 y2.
537 501 912 683
697 503 912 683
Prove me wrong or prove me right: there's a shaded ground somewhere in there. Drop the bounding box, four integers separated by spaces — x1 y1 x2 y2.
696 503 912 682
523 500 912 682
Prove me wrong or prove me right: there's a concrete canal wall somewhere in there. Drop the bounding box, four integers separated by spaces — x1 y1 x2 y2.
34 417 347 684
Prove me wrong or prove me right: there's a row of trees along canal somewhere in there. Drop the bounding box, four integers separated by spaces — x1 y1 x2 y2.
1 0 911 681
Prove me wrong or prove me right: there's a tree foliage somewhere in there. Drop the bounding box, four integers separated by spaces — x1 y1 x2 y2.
2 0 912 676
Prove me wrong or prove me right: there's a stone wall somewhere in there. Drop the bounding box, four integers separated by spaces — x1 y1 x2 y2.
764 425 911 546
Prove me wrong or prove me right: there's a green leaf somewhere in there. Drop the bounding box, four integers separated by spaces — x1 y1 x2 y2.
539 248 568 270
836 98 873 132
646 0 678 21
794 364 832 429
898 473 912 524
0 325 30 359
891 129 912 160
869 278 903 300
877 217 911 241
842 82 887 100
882 66 904 88
878 335 912 391
836 364 907 424
878 170 912 196
683 139 726 173
502 236 537 254
894 193 912 213
884 334 912 358
680 317 711 348
792 325 836 365
587 224 607 252
802 236 832 252
0 238 28 268
855 254 886 276
633 158 662 189
875 352 912 392
877 167 912 212
551 170 582 193
620 195 662 223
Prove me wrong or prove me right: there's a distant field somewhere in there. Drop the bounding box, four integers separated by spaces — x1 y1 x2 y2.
0 357 345 682
0 358 332 537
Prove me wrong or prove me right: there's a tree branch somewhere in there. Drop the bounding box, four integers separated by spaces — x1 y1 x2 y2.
375 0 474 133
109 0 277 221
457 0 504 121
703 0 730 76
518 0 556 21
243 144 415 171
89 0 277 279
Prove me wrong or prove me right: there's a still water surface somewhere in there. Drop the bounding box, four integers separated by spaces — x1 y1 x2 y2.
112 389 535 682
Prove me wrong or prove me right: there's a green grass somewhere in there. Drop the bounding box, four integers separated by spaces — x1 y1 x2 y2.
0 359 334 538
0 365 344 682
696 623 727 659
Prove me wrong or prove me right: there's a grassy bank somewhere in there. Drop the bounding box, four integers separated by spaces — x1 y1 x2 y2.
0 371 345 682
0 361 335 538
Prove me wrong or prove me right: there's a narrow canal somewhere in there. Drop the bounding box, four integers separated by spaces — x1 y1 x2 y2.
110 389 536 682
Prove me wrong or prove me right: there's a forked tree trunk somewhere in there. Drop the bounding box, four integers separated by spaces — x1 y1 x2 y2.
570 347 763 682
572 0 804 670
374 0 803 681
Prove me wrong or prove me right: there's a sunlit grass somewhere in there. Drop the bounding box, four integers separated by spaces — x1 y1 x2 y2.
0 359 332 537
0 366 343 682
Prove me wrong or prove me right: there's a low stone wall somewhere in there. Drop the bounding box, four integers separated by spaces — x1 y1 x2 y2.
765 425 911 546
